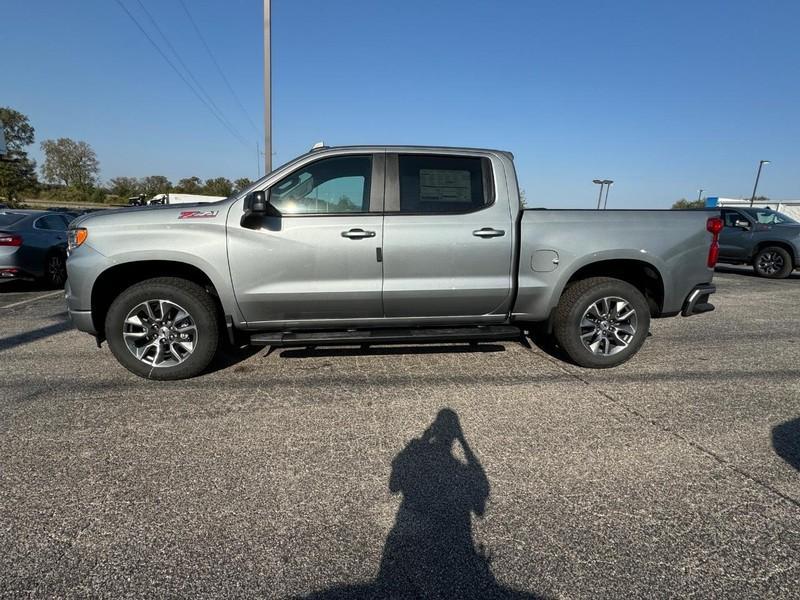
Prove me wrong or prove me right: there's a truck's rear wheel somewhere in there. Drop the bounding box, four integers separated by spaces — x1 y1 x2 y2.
553 277 650 369
753 246 793 279
105 277 219 380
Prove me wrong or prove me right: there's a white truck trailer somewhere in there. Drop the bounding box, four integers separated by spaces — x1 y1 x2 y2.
147 193 227 206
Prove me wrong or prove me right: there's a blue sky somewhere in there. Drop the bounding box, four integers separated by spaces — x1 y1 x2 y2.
3 0 798 208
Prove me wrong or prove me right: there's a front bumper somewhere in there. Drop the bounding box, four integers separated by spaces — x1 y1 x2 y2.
68 307 96 334
682 284 716 317
65 280 97 334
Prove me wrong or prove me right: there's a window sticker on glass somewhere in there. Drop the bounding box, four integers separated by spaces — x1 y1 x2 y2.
419 169 472 203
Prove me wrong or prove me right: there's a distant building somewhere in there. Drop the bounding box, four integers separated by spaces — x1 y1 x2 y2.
706 197 800 221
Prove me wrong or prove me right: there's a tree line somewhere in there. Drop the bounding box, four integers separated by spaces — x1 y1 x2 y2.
0 106 252 207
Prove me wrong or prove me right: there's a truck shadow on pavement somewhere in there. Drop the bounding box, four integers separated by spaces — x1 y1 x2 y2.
301 408 543 600
0 312 72 352
715 266 800 280
772 417 800 470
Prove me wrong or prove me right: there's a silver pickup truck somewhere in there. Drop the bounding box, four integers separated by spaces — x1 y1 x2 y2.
65 145 720 380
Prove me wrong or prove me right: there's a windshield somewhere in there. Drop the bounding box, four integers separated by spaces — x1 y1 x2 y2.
749 209 798 225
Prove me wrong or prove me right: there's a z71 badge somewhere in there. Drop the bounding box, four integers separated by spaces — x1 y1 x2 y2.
178 210 219 219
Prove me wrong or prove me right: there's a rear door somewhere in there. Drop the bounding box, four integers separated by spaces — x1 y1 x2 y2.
227 152 385 325
381 153 513 319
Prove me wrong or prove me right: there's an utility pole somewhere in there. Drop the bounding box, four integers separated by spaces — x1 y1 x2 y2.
263 0 272 175
593 179 604 209
602 181 613 209
593 179 613 209
750 160 770 207
697 189 703 204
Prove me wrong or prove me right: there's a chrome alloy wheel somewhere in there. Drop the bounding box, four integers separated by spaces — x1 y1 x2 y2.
757 251 784 275
579 296 638 356
122 299 198 367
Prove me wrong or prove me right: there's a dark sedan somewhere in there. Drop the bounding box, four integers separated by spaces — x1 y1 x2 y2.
0 210 74 287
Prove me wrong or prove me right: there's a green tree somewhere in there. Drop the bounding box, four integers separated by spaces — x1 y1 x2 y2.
203 176 233 197
334 194 356 212
108 176 141 199
672 198 705 209
40 138 99 189
234 177 253 192
140 175 172 198
0 107 39 206
175 176 203 193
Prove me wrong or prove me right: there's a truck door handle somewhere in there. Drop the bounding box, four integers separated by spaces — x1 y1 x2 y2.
341 228 376 239
472 227 505 238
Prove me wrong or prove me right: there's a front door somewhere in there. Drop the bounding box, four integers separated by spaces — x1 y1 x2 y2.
381 153 513 319
719 209 753 260
227 153 385 325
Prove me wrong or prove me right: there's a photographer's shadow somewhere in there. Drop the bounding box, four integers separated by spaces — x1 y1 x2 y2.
304 409 541 599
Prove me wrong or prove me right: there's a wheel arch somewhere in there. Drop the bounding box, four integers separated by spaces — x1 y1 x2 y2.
561 258 665 317
91 260 224 339
752 240 797 266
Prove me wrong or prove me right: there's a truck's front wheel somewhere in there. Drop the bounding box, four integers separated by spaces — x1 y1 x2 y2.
105 277 219 380
553 277 650 369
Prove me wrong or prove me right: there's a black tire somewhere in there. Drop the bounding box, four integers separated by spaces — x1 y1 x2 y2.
105 277 219 380
753 246 793 279
553 277 650 369
44 251 67 288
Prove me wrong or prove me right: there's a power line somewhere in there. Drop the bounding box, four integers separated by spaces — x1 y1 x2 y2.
113 0 250 150
176 0 261 137
131 0 249 147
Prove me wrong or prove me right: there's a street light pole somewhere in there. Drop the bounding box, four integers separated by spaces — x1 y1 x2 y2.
697 189 703 204
593 179 605 209
750 160 770 207
263 0 272 175
602 180 613 209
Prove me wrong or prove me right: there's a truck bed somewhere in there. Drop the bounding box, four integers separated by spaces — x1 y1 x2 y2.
513 209 719 320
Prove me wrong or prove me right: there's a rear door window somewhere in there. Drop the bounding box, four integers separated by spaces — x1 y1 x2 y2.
396 155 493 214
35 214 69 231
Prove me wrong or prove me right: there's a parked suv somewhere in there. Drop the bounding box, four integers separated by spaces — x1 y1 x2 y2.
718 207 800 278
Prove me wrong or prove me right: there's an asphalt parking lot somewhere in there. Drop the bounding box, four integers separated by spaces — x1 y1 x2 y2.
1 267 799 599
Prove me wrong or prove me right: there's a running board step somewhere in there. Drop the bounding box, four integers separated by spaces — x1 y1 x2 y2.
250 325 523 347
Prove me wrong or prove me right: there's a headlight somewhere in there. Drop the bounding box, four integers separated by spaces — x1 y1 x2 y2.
67 228 88 252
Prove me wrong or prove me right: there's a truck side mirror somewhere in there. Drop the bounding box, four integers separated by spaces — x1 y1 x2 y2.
734 219 750 230
244 190 268 215
241 190 280 227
